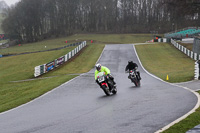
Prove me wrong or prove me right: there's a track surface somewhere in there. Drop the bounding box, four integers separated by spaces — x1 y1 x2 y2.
0 44 198 133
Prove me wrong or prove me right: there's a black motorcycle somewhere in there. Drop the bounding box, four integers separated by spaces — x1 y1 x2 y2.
126 69 141 87
96 72 117 96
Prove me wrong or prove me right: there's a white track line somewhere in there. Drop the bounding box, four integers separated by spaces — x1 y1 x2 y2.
133 44 200 133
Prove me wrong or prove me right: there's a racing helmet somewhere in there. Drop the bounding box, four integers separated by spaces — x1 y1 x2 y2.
128 60 133 64
95 63 101 71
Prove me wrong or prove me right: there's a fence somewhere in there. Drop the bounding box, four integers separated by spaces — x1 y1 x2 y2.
34 41 86 77
170 39 200 80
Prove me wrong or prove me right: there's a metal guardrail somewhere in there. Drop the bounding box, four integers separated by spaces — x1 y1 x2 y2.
170 39 200 80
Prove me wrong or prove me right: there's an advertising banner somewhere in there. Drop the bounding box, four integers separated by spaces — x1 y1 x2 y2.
45 61 55 72
56 56 65 67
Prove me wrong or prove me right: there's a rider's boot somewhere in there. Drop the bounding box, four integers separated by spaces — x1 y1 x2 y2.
113 81 116 88
137 72 141 80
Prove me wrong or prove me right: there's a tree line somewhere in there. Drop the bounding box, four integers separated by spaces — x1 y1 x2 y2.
2 0 200 43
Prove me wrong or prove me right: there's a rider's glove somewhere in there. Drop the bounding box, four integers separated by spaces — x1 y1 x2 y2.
105 74 109 79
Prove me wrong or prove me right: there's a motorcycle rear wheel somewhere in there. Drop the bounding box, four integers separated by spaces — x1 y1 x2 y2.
112 87 117 94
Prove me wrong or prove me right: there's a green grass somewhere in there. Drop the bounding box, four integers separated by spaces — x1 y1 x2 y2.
135 43 194 83
179 42 193 51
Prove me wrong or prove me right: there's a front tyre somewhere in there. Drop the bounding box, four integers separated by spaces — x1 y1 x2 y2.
132 79 138 87
138 80 141 86
102 85 111 96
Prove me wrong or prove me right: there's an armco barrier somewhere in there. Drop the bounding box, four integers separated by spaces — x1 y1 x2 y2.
158 38 170 43
34 41 86 77
170 39 200 80
170 39 200 60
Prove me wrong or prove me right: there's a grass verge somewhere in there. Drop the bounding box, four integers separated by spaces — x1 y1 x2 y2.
135 43 194 83
179 42 193 51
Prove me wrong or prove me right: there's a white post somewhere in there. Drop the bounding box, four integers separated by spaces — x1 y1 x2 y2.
184 48 187 54
68 52 71 59
194 53 197 60
34 66 40 77
194 61 199 80
65 54 68 62
191 51 193 59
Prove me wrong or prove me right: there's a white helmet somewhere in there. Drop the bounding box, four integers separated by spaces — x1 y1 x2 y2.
95 63 101 71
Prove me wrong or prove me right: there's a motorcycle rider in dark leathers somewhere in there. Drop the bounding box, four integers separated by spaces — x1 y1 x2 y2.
125 61 141 80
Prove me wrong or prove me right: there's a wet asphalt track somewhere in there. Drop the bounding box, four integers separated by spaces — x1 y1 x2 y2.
0 44 198 133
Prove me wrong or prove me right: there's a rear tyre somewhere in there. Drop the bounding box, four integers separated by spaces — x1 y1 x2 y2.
112 87 117 94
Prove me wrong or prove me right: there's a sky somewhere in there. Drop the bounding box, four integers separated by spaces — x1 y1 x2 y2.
5 0 20 6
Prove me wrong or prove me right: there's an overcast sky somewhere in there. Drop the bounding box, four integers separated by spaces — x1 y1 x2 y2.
5 0 20 6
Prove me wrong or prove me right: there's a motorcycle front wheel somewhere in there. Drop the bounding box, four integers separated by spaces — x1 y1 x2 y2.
137 80 141 86
102 85 111 96
132 79 138 87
